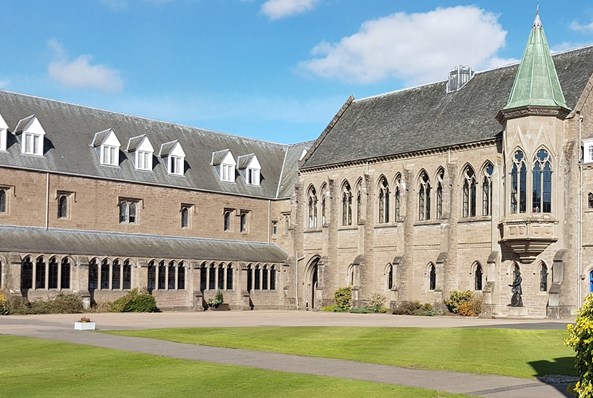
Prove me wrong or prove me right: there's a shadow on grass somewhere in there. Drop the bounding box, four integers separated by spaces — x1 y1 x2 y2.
529 357 577 397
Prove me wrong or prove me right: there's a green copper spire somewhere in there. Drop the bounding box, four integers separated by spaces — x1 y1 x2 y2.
503 11 569 110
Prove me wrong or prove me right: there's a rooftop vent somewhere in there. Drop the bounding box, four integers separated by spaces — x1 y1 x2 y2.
446 65 474 93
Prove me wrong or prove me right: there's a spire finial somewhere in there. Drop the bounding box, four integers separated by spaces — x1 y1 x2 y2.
533 2 542 27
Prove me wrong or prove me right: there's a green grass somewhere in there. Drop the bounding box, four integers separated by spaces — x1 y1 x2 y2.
106 327 575 379
0 335 466 398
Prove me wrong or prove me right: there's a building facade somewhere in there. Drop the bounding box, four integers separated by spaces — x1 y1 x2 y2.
1 13 593 317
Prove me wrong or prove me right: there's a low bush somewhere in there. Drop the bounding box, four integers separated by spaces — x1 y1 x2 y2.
5 293 84 315
0 290 9 315
350 307 374 314
367 293 387 313
392 301 437 316
458 295 483 317
111 289 157 312
207 290 224 308
321 305 338 312
334 287 352 312
444 290 474 314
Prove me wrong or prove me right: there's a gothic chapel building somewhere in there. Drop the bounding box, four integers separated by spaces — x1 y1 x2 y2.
1 12 593 317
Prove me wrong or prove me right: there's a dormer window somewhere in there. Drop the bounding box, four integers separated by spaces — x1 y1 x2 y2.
159 140 186 175
0 113 8 151
237 154 261 186
15 115 46 156
211 149 236 182
126 135 154 171
91 129 121 166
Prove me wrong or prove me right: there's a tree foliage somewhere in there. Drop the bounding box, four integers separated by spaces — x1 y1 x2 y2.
566 293 593 397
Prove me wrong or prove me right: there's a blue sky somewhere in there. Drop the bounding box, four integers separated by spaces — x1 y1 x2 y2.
1 1 592 144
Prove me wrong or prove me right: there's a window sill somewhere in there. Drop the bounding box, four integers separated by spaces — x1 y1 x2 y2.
304 228 322 233
374 224 396 230
458 217 491 224
414 220 444 226
338 226 358 231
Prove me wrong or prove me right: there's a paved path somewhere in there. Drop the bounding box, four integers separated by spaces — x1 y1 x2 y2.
0 311 575 397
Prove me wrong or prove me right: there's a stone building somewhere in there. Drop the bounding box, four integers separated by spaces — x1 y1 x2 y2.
296 13 593 318
1 12 593 317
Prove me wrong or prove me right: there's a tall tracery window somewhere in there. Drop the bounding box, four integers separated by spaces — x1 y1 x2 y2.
482 163 493 216
308 186 318 228
320 184 327 225
21 256 33 290
511 150 527 213
356 182 363 224
540 263 549 292
533 148 552 213
378 177 390 223
119 200 138 224
61 258 71 289
342 182 352 226
223 210 232 231
101 259 110 289
462 165 477 218
436 169 444 219
48 257 59 289
589 192 593 209
89 259 98 290
394 174 401 221
123 260 132 289
112 259 121 290
474 262 483 291
386 264 394 290
418 171 431 221
35 257 46 289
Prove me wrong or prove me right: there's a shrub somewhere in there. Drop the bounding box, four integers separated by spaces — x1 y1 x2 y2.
444 290 474 314
458 295 482 317
6 293 83 315
207 290 224 308
566 293 593 397
350 307 374 314
111 289 157 312
367 293 387 313
0 291 9 315
334 287 352 312
321 305 338 312
392 301 436 316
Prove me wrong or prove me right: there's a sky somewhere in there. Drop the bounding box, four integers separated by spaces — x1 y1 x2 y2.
0 1 592 144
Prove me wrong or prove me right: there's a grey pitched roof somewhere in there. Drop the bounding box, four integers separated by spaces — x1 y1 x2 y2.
0 226 288 263
237 153 255 169
13 114 35 134
302 46 593 170
211 149 230 166
277 140 315 198
126 134 147 152
90 129 114 147
0 91 300 200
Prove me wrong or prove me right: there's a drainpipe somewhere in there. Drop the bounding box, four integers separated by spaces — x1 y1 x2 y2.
578 115 584 305
295 255 305 310
45 173 50 230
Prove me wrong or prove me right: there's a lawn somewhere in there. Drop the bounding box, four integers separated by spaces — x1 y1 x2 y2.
106 327 575 379
0 335 467 398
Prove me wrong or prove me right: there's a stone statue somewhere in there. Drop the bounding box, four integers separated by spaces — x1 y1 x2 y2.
509 268 523 307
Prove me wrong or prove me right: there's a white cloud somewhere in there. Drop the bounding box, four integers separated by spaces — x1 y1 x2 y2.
47 40 124 93
261 0 320 20
299 6 508 86
570 20 593 34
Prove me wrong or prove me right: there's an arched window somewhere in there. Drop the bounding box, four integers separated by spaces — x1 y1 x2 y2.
342 182 352 226
208 263 216 290
511 150 527 213
462 165 477 218
247 264 253 291
226 265 233 290
158 261 166 290
428 263 436 291
590 270 593 294
112 259 121 290
61 258 71 289
394 174 402 221
270 266 277 290
36 257 46 289
168 261 177 290
533 149 552 213
320 184 327 225
254 265 261 289
0 189 6 213
147 261 156 293
378 177 390 223
123 260 132 290
218 264 225 289
239 213 247 233
57 195 68 219
482 163 493 216
418 171 431 221
21 256 33 290
589 193 593 209
129 202 137 223
88 258 98 290
540 263 549 292
436 169 444 219
356 181 363 224
474 263 483 291
199 263 207 291
223 210 232 231
386 264 394 290
181 206 190 228
178 262 186 290
100 259 110 289
48 257 58 289
308 186 318 228
262 265 269 290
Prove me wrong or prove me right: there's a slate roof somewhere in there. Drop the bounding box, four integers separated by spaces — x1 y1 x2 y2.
0 91 306 200
302 46 593 170
0 226 288 263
